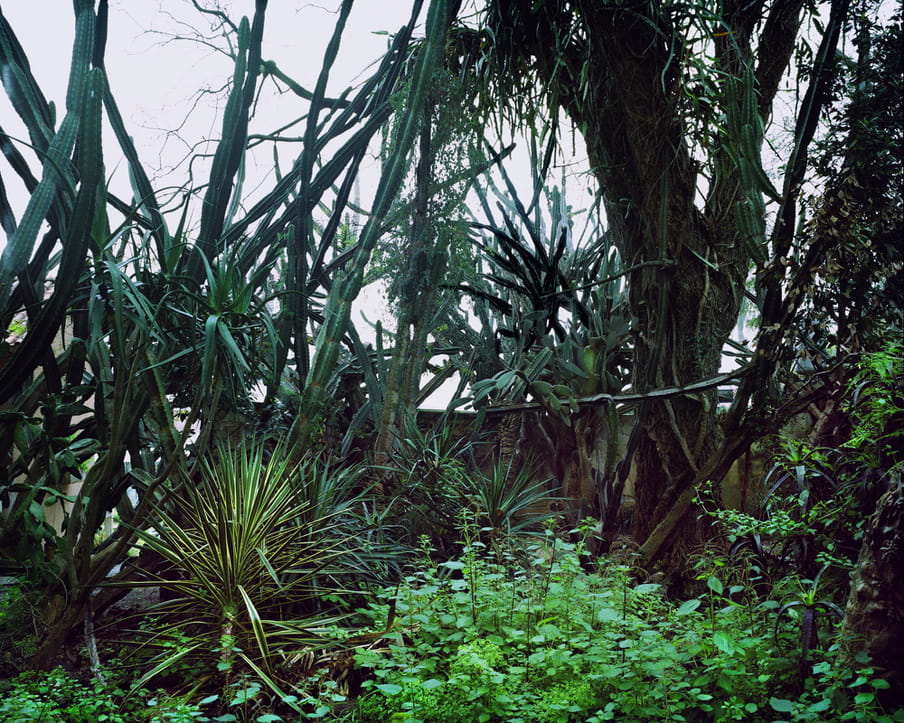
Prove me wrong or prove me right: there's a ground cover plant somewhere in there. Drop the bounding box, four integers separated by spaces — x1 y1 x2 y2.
1 436 902 721
350 516 899 723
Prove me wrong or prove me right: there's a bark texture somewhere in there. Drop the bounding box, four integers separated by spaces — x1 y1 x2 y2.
483 0 807 575
840 470 904 707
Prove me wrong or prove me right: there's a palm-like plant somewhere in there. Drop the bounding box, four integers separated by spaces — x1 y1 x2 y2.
464 455 556 540
129 442 355 693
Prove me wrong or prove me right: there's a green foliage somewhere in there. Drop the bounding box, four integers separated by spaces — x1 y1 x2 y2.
0 668 125 723
372 67 481 311
0 665 212 723
462 455 556 542
0 576 38 671
767 650 902 723
455 130 629 400
0 0 449 661
127 441 362 701
806 11 903 347
349 522 904 722
0 399 98 580
712 342 903 588
846 342 904 466
1 8 901 721
385 418 554 552
384 416 476 547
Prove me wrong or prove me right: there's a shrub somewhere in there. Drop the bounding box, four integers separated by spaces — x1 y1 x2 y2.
350 518 904 722
0 666 209 723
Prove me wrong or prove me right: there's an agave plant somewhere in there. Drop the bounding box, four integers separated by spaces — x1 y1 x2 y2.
464 455 557 541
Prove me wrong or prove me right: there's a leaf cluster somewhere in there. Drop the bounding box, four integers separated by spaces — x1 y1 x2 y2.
351 525 900 722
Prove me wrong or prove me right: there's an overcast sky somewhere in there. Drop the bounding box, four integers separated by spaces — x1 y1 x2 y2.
2 2 421 204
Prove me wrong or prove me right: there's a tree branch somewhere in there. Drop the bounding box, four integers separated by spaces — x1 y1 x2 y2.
481 366 751 415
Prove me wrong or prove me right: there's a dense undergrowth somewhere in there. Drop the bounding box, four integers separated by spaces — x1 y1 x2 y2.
350 519 894 723
1 345 902 722
0 519 900 722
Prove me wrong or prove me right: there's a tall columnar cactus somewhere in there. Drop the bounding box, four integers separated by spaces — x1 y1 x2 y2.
0 1 95 313
0 2 100 402
190 1 267 275
291 0 451 450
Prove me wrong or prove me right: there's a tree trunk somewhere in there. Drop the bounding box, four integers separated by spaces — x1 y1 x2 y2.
839 470 904 707
568 6 746 574
31 589 89 670
482 0 810 577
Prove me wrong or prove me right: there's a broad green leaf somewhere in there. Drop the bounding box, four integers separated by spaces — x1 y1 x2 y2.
712 631 735 654
376 683 403 696
28 500 45 522
676 598 701 615
769 697 795 712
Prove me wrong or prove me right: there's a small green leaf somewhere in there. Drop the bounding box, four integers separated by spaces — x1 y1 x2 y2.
28 500 45 523
376 683 403 696
712 631 735 654
421 678 443 689
706 575 724 595
770 697 795 712
676 598 702 615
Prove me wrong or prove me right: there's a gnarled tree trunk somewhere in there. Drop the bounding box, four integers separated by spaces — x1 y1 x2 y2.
482 0 813 577
839 470 904 707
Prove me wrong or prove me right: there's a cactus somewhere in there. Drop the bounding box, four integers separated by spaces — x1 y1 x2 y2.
0 0 96 308
0 2 100 396
291 0 451 449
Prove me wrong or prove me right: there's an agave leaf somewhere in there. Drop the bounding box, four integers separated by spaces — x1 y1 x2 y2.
238 653 303 713
126 643 203 701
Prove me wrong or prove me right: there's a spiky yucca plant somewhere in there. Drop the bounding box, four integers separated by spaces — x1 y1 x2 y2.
129 442 355 698
465 456 556 541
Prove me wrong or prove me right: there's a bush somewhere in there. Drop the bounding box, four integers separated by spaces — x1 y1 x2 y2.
0 666 208 723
